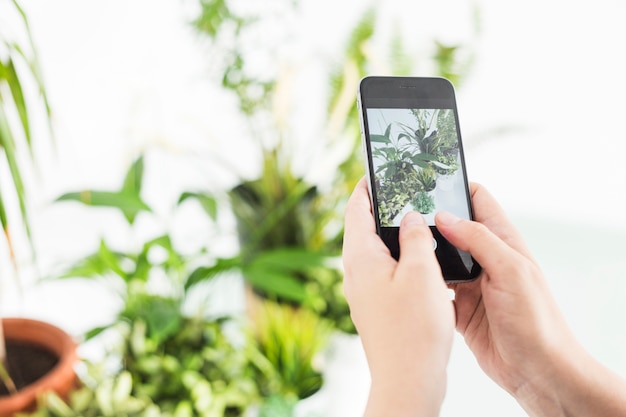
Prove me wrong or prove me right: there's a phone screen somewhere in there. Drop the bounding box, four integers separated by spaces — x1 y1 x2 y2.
358 77 481 281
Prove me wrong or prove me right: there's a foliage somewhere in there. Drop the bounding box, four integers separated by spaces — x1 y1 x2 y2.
373 107 466 224
56 156 150 225
370 122 423 226
53 156 258 416
415 168 437 192
118 316 255 416
0 0 53 394
19 370 159 417
190 0 478 334
246 300 331 404
190 1 380 334
412 191 435 215
0 0 52 262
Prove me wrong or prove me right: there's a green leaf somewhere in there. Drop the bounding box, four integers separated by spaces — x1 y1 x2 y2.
383 122 392 139
243 265 307 302
83 324 113 341
5 58 32 149
123 295 181 343
178 191 219 221
55 190 151 224
369 134 390 143
184 257 241 291
410 153 437 169
57 239 127 281
122 155 145 196
252 248 328 271
0 98 33 247
41 392 73 415
0 192 8 242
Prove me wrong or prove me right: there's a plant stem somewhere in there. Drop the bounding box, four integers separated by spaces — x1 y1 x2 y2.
0 321 17 394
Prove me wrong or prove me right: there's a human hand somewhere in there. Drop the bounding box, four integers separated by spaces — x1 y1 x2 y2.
343 178 454 417
435 183 626 416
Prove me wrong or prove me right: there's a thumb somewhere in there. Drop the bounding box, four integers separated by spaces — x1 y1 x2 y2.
396 212 441 279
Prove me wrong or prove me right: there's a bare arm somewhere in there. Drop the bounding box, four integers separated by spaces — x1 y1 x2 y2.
437 183 626 417
343 178 454 417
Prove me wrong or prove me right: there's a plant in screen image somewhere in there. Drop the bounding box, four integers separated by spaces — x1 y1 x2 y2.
371 116 444 226
404 108 460 176
415 167 437 192
371 124 418 226
373 107 465 223
411 191 435 215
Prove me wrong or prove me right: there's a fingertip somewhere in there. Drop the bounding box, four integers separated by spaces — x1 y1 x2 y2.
402 211 426 227
435 211 462 227
399 211 435 257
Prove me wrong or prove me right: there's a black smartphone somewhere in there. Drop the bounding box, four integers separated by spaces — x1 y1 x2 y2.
357 76 481 282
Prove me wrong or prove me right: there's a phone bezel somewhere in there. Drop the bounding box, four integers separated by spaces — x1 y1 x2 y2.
357 76 481 282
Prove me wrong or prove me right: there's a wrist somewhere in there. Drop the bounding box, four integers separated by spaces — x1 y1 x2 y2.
514 344 626 417
364 359 448 417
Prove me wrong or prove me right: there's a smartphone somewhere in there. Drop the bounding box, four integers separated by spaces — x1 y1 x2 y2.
357 76 481 282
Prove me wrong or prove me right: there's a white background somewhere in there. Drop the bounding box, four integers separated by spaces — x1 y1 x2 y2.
2 0 626 416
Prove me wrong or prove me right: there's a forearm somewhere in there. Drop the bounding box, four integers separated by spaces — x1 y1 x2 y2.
364 361 448 417
516 348 626 417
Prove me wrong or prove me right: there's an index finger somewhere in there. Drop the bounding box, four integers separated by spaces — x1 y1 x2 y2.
470 182 534 260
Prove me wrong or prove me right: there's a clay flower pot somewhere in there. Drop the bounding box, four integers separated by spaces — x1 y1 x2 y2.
0 318 78 416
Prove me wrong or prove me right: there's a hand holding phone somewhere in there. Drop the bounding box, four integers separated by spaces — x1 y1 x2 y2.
357 76 481 282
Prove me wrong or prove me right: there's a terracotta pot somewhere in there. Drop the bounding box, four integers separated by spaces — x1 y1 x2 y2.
0 318 78 416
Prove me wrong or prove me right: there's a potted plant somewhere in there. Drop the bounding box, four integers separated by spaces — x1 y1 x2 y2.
416 167 437 192
1 1 77 414
245 300 331 416
411 191 436 215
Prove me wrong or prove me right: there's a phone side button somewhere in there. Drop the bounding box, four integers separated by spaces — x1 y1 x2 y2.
433 238 438 251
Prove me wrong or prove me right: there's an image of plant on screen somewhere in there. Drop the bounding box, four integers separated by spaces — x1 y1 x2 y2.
369 108 462 226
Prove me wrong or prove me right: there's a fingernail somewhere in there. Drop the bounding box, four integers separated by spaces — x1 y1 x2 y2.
437 211 462 226
403 211 425 226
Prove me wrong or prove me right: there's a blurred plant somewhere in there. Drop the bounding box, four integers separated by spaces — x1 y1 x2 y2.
0 361 17 395
189 2 381 334
0 0 52 264
189 1 479 334
19 369 159 417
0 0 53 395
246 300 331 415
54 156 257 416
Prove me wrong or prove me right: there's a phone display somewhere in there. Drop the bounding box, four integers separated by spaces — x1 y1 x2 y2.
357 76 481 282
